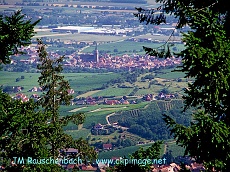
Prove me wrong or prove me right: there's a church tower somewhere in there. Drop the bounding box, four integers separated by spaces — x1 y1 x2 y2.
94 42 99 63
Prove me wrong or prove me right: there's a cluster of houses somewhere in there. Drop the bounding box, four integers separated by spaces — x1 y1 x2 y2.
13 93 41 102
28 86 43 92
75 96 133 106
12 87 75 102
12 89 178 104
11 43 181 71
67 53 181 71
91 123 117 136
13 93 30 102
142 92 178 101
156 92 177 100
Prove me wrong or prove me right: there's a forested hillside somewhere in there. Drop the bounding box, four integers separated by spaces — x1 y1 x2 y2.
109 100 192 140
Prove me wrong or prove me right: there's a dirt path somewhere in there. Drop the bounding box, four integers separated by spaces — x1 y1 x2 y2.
106 112 115 125
69 107 86 112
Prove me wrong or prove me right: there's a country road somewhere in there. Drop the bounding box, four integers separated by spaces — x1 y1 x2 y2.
105 112 128 130
106 112 115 125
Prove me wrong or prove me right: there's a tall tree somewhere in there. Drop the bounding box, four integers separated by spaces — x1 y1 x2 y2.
36 39 96 161
135 0 230 171
0 10 40 64
0 40 97 171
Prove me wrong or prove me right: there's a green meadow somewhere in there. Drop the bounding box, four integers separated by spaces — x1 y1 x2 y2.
82 40 184 55
83 41 163 54
0 71 121 94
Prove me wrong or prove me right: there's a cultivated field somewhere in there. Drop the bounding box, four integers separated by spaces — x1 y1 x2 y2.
83 40 184 55
0 69 188 98
0 71 121 94
34 31 127 43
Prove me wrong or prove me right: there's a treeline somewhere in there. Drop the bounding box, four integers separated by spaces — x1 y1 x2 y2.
110 100 192 140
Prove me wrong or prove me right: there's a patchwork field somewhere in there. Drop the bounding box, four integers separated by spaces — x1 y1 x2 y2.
0 71 121 94
1 67 188 159
61 101 149 129
34 31 127 43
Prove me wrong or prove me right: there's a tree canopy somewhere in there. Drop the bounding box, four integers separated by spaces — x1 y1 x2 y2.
135 0 230 171
0 10 40 64
0 40 97 171
36 39 96 162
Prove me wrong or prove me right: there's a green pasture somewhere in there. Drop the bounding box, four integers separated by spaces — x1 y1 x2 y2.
0 72 40 94
156 70 186 79
34 32 126 43
65 128 91 140
91 87 133 97
83 41 162 54
0 71 121 93
67 72 121 92
134 86 162 96
83 40 184 55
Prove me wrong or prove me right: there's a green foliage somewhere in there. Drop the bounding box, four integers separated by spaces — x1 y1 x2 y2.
0 10 40 64
114 141 162 172
0 91 60 171
163 112 230 171
135 0 230 170
0 40 97 171
36 39 96 161
112 100 191 140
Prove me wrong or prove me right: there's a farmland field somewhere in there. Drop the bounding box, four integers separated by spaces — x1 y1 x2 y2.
34 32 127 43
67 72 121 92
1 69 189 99
60 102 149 129
83 40 184 55
92 87 133 97
65 128 91 140
0 71 121 94
83 41 163 53
156 70 186 79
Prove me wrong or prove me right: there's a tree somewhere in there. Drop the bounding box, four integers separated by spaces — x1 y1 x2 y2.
135 0 230 171
36 39 96 161
0 91 61 171
114 141 162 172
0 40 97 171
0 10 40 64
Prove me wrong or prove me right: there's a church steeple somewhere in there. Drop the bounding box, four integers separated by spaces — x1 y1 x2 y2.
94 42 99 63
